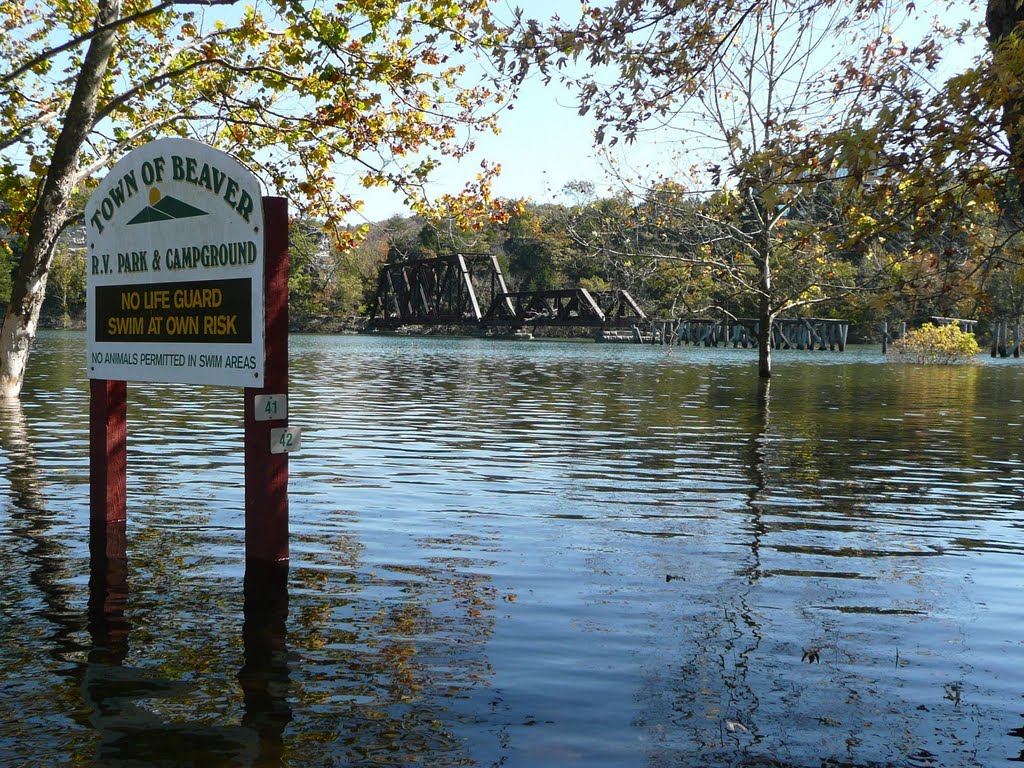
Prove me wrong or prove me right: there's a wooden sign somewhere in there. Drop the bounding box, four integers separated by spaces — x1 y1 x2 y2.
88 141 290 567
85 138 265 387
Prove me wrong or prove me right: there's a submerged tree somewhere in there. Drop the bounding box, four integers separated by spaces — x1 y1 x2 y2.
987 0 1024 197
894 322 981 364
502 0 992 377
0 0 510 398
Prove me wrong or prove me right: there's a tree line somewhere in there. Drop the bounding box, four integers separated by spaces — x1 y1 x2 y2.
4 162 1024 345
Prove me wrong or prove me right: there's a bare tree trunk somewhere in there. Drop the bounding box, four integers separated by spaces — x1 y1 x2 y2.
757 248 772 379
751 201 773 380
988 0 1024 202
0 0 121 399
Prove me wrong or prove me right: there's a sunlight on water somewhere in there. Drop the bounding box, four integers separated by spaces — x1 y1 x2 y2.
1 332 1023 767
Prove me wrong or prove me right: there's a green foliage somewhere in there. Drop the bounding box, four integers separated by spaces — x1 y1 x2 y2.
253 152 1023 335
0 0 510 231
288 221 328 317
0 242 12 304
318 169 1019 331
893 323 980 365
46 241 86 324
502 208 559 290
579 275 611 293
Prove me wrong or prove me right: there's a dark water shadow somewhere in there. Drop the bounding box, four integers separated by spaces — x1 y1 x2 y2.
0 398 88 738
714 379 771 752
84 531 293 766
743 377 771 582
0 382 292 765
0 398 47 511
239 561 293 765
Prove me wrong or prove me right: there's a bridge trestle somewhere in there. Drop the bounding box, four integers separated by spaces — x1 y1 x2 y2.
669 318 849 351
371 253 512 327
369 254 646 330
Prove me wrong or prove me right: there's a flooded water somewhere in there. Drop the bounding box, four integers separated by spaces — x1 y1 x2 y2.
2 331 1024 767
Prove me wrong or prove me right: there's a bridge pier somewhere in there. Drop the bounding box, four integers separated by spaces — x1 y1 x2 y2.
991 319 1023 358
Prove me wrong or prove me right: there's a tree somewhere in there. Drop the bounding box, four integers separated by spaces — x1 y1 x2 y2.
502 0 989 377
501 205 564 291
987 0 1024 197
288 219 333 318
47 240 87 326
0 0 510 398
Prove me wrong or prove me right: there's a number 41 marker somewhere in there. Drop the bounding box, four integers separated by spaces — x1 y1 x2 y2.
254 394 287 421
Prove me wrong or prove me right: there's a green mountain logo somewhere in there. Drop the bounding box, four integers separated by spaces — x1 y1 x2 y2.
127 189 207 225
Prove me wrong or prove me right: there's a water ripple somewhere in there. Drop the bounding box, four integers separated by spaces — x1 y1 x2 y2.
3 334 1024 766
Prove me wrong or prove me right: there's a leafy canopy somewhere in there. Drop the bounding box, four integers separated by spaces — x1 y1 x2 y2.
0 0 511 255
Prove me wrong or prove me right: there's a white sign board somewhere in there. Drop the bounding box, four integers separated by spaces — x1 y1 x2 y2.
86 138 265 387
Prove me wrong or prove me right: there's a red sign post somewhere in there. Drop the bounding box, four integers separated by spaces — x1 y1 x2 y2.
89 379 126 537
244 196 289 563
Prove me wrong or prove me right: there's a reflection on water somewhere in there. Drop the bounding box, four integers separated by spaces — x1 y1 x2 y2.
2 332 1024 766
77 536 291 767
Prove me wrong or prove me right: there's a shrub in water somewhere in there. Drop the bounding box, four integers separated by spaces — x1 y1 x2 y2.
893 322 980 364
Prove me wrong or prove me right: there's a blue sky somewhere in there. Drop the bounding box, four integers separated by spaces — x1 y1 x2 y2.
343 69 618 223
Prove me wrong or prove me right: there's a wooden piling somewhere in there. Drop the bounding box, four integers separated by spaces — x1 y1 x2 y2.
90 379 127 526
244 197 290 565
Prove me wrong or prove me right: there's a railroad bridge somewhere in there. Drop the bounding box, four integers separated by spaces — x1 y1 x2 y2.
367 252 647 331
364 253 888 353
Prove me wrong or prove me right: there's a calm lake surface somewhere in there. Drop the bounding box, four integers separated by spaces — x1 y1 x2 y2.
2 331 1023 767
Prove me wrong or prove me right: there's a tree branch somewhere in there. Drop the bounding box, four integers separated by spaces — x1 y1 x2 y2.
1 0 240 87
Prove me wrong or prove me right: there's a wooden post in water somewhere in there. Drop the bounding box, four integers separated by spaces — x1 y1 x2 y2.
240 559 292 754
991 320 1010 358
245 197 290 564
90 379 127 527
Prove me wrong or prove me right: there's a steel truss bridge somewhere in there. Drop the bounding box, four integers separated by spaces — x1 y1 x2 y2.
366 253 862 353
367 252 647 330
